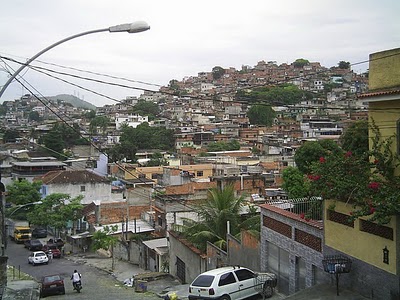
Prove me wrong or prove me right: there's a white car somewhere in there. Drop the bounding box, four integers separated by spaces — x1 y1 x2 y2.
28 251 49 266
188 266 277 300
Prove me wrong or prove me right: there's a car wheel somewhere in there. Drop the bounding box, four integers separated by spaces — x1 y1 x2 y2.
219 295 231 300
32 262 35 266
262 283 273 298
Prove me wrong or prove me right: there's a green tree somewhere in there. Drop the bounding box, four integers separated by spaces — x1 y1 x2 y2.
212 66 225 80
89 116 109 135
338 61 351 69
293 58 310 68
294 140 341 174
131 100 160 121
339 120 369 157
3 129 20 143
247 105 275 126
92 225 119 270
146 152 169 167
281 167 309 198
207 140 240 152
27 193 83 235
6 180 42 206
84 110 96 120
42 124 66 159
236 84 312 105
182 185 245 251
28 111 40 122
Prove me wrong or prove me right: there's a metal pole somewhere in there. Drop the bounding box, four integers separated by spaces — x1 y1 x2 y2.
336 272 339 296
0 28 108 99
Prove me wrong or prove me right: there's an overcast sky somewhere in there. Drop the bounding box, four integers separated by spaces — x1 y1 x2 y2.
1 0 399 107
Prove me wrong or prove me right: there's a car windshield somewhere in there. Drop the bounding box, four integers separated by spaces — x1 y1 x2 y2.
36 253 46 257
192 275 215 287
44 275 60 283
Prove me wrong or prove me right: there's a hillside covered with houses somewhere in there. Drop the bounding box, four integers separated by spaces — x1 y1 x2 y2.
1 49 400 300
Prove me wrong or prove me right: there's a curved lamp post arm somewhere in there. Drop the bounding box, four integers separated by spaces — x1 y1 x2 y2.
0 21 150 99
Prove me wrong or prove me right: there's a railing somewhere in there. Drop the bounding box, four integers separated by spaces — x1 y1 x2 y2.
266 196 323 221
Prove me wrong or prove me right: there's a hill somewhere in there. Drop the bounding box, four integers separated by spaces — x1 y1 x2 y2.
46 94 96 110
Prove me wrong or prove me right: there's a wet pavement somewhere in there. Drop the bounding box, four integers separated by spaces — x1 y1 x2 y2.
64 252 190 299
3 251 369 300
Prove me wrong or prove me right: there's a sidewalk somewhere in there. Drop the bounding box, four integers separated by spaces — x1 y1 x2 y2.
65 252 189 299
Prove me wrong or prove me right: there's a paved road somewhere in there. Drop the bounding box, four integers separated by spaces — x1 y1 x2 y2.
6 239 160 299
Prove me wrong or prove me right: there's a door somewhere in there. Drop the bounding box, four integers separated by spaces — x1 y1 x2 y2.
234 268 258 299
176 257 186 283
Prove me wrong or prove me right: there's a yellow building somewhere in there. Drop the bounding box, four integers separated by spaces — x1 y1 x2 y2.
324 48 400 299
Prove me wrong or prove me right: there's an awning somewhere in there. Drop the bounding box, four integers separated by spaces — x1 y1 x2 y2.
143 238 168 256
71 231 92 239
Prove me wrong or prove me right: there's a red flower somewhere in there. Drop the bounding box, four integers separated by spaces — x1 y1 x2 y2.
300 213 305 219
307 174 321 181
370 207 376 214
319 157 326 163
345 151 352 157
368 182 380 190
374 159 379 164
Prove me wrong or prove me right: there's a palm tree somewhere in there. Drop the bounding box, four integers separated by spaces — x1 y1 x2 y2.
183 185 245 251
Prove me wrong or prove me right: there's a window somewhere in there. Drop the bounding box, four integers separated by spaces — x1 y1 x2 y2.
197 171 203 176
80 186 86 192
218 272 236 286
192 275 214 287
235 269 255 281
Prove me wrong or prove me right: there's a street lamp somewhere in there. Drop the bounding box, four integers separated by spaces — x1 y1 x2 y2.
2 201 43 253
0 21 150 98
7 201 43 217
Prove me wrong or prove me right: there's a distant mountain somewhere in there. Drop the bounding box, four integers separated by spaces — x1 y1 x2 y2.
46 94 96 110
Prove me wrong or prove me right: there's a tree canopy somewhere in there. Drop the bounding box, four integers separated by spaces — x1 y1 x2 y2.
339 120 369 157
338 61 351 69
294 140 341 174
281 167 309 199
131 100 160 121
27 193 83 230
181 185 246 252
6 180 42 206
247 105 276 126
3 129 20 143
207 140 240 152
236 84 313 106
107 123 175 163
212 66 225 80
293 58 310 68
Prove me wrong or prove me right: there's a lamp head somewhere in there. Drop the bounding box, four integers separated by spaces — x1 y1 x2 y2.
109 21 150 33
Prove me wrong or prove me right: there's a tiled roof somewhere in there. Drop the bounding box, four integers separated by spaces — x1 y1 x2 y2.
39 170 110 184
357 89 400 98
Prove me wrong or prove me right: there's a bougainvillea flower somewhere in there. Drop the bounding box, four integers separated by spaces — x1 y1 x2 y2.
345 151 352 157
319 157 326 163
368 182 380 190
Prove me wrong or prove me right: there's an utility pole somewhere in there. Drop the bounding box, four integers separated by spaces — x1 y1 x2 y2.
0 171 7 297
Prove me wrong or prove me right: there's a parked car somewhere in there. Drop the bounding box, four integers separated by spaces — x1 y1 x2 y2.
47 238 64 249
32 228 47 238
188 266 277 300
28 251 49 266
24 239 43 251
42 244 61 258
40 274 65 297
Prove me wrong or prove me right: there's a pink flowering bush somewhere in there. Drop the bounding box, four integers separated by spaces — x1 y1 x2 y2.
308 125 400 225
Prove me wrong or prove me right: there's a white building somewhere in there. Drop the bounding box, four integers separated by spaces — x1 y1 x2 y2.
115 113 148 130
